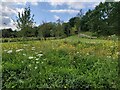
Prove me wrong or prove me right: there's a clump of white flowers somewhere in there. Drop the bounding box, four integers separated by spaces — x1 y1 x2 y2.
7 50 12 54
16 49 23 52
28 56 34 59
37 54 43 57
32 47 35 50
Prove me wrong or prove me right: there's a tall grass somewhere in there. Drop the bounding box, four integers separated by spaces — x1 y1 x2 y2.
2 36 119 88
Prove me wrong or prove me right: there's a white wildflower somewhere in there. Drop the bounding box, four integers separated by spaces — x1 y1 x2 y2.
23 53 26 56
35 66 38 69
31 47 35 50
22 61 24 63
40 51 42 53
24 44 27 46
116 52 120 55
36 61 39 64
7 50 12 54
29 64 31 67
28 56 34 59
37 54 43 57
16 49 23 52
107 56 111 58
110 46 114 48
86 53 89 55
35 58 39 60
32 48 35 50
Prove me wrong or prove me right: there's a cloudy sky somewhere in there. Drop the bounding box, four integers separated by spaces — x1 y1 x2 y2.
0 0 119 30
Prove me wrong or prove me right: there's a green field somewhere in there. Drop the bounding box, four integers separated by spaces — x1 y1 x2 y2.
2 36 120 88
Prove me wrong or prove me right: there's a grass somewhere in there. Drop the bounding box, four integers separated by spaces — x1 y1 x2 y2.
2 35 120 88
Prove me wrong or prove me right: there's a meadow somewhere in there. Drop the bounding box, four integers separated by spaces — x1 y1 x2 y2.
2 35 120 88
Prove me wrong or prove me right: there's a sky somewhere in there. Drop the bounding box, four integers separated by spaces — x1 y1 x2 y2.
0 0 119 30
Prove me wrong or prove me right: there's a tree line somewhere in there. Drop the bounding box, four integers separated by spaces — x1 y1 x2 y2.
1 1 119 38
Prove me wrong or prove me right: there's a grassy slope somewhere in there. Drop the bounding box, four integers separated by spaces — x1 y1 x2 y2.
2 35 119 88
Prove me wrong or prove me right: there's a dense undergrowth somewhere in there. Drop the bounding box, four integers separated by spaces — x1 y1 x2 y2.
2 36 120 88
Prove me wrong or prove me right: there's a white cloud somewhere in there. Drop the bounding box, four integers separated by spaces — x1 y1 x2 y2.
0 16 17 30
50 9 79 14
2 0 40 6
54 15 60 20
0 2 24 30
67 2 85 9
48 0 105 6
47 0 106 10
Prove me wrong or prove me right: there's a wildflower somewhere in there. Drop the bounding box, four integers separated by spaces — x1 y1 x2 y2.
29 64 31 67
28 56 34 59
24 44 27 46
110 46 114 48
32 47 35 50
86 53 89 55
36 61 39 64
21 61 24 63
37 54 43 57
77 52 79 54
16 49 23 52
7 50 12 54
73 61 76 63
107 56 111 58
116 52 120 55
23 53 26 56
32 47 35 49
32 49 35 50
40 51 42 53
35 66 38 69
35 58 39 60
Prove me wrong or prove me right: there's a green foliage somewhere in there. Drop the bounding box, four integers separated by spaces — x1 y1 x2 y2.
80 2 120 36
16 6 35 37
2 2 119 38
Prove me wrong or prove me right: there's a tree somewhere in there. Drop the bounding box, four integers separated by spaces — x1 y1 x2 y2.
16 6 35 37
62 22 70 37
76 9 83 35
2 28 13 38
55 19 63 38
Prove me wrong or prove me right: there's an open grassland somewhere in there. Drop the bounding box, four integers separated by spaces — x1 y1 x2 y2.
2 36 120 88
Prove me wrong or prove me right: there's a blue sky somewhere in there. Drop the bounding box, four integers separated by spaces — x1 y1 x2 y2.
28 2 96 25
1 0 117 30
